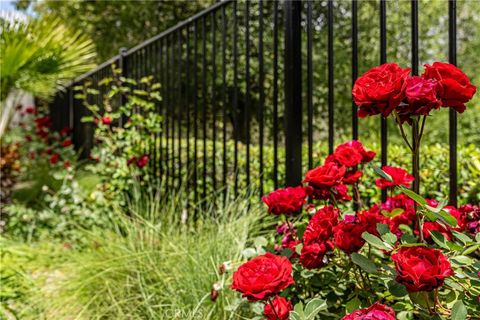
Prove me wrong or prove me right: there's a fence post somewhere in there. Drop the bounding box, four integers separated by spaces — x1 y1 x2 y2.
283 0 302 187
118 47 128 127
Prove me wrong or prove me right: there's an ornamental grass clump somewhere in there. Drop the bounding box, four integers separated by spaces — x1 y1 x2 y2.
231 62 478 320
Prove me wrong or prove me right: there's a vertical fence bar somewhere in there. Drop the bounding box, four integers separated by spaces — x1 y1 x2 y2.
202 16 207 200
186 29 190 190
351 0 358 141
152 44 158 178
307 0 313 169
411 0 420 195
273 0 279 189
244 1 251 188
327 0 334 154
171 37 176 189
448 0 457 206
177 32 182 190
221 5 228 201
380 0 388 202
233 1 239 195
211 12 217 193
159 41 165 177
284 0 302 187
194 21 199 205
258 0 265 195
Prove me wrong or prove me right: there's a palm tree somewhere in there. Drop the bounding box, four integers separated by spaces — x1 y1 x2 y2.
0 14 97 135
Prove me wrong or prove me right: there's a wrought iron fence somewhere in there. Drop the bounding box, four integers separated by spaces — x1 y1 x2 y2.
49 0 463 205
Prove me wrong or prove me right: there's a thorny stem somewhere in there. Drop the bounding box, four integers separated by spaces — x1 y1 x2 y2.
394 112 414 151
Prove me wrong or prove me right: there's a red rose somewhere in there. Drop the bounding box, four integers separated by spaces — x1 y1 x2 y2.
353 63 411 118
422 62 476 113
49 153 60 165
101 116 112 125
63 160 71 169
304 162 345 188
332 145 363 167
391 247 454 292
375 166 414 189
459 204 480 235
231 253 294 301
333 219 366 254
358 207 388 236
63 139 73 147
60 127 71 136
25 106 35 114
342 302 396 320
340 140 376 163
264 296 293 320
300 241 334 269
302 205 339 245
397 76 442 122
422 221 453 242
136 154 149 168
262 186 310 215
343 170 363 185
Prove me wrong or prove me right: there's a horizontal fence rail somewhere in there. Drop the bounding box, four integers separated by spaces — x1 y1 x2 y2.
49 0 464 205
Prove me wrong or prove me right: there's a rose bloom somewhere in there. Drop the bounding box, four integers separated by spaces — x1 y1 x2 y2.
342 302 396 320
101 116 112 125
422 221 453 242
49 153 60 165
302 205 339 245
459 204 480 235
136 154 149 168
304 162 346 188
353 63 411 118
357 207 388 236
422 62 476 113
333 219 366 254
343 170 363 185
63 139 73 147
397 76 442 123
339 140 376 163
300 241 334 269
331 145 363 167
375 166 414 189
262 186 310 215
392 247 454 292
231 252 294 301
60 127 71 136
264 296 293 320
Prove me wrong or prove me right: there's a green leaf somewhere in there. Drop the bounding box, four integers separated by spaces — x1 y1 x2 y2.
81 116 94 123
436 210 458 227
345 297 361 313
476 233 480 243
381 232 398 246
294 301 305 319
451 230 472 244
295 243 303 255
463 244 480 255
451 300 467 320
351 253 377 273
387 280 408 297
451 255 474 265
399 187 427 206
362 232 391 250
430 231 450 250
304 298 327 319
371 165 393 181
376 223 390 235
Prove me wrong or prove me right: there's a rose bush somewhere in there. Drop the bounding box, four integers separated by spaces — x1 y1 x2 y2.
229 62 478 320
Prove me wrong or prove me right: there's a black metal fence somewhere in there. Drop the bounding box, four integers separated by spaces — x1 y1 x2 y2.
49 0 463 205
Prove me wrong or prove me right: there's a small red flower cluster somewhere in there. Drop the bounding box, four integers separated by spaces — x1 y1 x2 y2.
353 62 476 123
303 141 375 202
19 106 73 169
127 154 150 168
